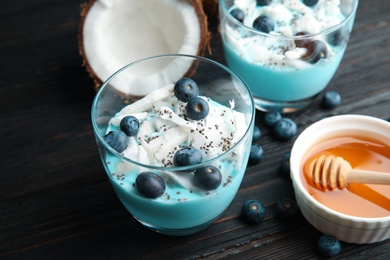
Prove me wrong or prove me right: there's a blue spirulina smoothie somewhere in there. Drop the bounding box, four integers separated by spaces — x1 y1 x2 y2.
221 0 354 102
105 156 247 229
223 43 345 101
103 84 252 230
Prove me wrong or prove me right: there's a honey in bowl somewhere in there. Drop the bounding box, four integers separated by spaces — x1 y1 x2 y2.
301 135 390 218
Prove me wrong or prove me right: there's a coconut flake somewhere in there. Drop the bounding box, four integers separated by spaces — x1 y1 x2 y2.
117 84 174 115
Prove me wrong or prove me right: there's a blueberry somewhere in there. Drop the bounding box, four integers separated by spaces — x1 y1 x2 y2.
294 31 310 48
120 115 140 136
174 77 199 102
275 198 299 220
135 172 165 199
321 90 342 109
328 28 349 46
249 144 263 164
279 152 291 176
194 165 222 190
256 0 272 6
301 40 328 64
252 125 261 142
263 111 282 127
317 235 341 257
252 15 274 33
241 199 266 224
186 97 209 120
104 129 128 153
272 118 297 141
230 8 245 23
295 33 328 64
303 0 319 7
173 147 203 167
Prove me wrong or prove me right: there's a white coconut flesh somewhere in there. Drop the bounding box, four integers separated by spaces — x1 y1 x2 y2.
82 0 203 95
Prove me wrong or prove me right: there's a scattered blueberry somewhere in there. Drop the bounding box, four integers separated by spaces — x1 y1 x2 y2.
252 125 261 142
301 40 328 64
263 111 282 127
249 144 263 164
279 152 291 176
303 0 319 7
186 97 209 120
135 172 165 199
120 115 140 136
174 77 199 102
256 0 272 6
321 90 342 109
328 28 349 46
230 8 245 23
272 118 297 141
241 199 266 224
317 235 341 257
253 15 274 33
104 129 128 153
275 198 299 220
194 165 222 190
173 147 203 167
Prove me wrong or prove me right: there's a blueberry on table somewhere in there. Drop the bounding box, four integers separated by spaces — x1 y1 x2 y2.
104 129 128 153
256 0 272 6
241 199 266 224
173 147 203 167
249 144 263 164
252 125 261 142
186 97 209 120
120 115 140 136
303 0 319 7
136 172 165 199
194 165 222 190
230 8 245 23
275 198 299 220
279 152 291 176
252 15 274 33
301 40 328 64
263 111 282 127
317 235 341 257
321 90 342 109
174 77 199 102
272 118 297 141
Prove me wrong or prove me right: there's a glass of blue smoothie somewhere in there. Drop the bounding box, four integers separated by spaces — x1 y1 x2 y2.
219 0 358 113
91 54 255 236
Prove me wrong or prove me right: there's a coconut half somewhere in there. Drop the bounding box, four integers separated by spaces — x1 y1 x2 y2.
79 0 210 95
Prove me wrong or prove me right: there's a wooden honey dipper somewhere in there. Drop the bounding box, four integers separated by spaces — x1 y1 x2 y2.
305 154 390 190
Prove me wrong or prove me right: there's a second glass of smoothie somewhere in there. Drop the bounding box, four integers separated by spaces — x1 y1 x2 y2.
219 0 359 113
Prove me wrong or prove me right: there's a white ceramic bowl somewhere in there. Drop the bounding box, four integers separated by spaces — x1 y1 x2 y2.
290 115 390 244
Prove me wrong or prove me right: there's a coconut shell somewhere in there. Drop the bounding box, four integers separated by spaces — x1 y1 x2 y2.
78 0 211 92
203 0 219 18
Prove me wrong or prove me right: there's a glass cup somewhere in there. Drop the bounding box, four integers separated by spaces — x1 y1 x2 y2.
91 54 255 236
219 0 359 113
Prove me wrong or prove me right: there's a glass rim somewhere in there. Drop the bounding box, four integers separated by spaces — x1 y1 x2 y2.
219 0 359 40
91 54 256 172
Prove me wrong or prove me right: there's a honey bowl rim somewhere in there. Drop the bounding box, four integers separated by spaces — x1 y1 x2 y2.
290 114 390 225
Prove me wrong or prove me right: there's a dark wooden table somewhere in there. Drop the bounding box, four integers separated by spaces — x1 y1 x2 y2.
1 0 390 259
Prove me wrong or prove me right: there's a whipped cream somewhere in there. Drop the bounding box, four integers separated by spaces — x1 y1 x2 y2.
225 0 347 69
105 83 248 192
107 83 247 168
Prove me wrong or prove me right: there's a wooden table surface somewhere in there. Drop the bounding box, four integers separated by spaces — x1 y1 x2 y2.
1 0 390 259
